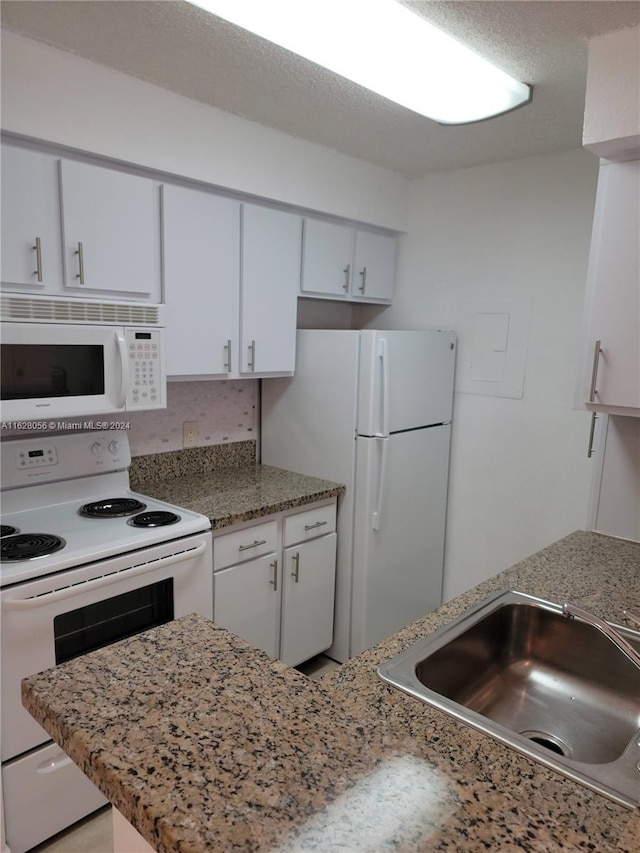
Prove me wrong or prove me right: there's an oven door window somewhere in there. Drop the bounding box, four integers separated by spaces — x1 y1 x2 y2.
53 579 174 664
1 344 105 400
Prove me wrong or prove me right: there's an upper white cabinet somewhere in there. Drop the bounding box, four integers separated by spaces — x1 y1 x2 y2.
162 184 239 377
162 192 300 379
576 158 640 416
59 159 161 301
1 145 63 293
240 203 301 375
301 217 397 303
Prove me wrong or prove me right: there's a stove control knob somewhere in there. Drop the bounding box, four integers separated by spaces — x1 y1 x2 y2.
108 440 120 455
91 442 104 456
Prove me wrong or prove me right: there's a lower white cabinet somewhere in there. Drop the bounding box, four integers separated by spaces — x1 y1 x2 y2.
213 500 337 665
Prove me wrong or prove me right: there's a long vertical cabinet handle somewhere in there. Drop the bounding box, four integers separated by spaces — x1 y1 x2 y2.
343 264 350 292
33 237 43 282
248 340 256 371
269 559 278 592
75 241 85 284
224 340 232 372
587 412 598 458
588 339 602 403
359 266 367 293
372 436 389 531
291 552 300 583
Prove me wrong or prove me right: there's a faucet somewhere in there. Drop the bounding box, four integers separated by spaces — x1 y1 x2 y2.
562 603 640 670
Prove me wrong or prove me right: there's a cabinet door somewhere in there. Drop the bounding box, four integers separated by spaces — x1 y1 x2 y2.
213 554 280 659
301 218 353 297
59 159 160 300
240 204 301 374
1 145 63 292
280 533 337 666
577 159 640 414
162 185 239 377
352 230 397 302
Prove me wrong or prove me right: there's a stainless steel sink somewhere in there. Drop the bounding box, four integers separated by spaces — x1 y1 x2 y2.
377 590 640 808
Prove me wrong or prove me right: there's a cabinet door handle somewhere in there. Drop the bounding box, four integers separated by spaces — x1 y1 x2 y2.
291 552 300 583
75 241 85 284
304 520 327 531
587 412 598 458
248 340 256 371
270 559 278 591
343 264 350 291
358 266 367 293
33 237 43 282
588 339 602 403
224 339 232 372
238 538 267 552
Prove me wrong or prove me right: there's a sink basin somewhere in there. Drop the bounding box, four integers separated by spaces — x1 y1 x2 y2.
377 590 640 808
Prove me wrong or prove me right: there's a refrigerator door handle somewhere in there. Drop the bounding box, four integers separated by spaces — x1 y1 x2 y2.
372 435 389 531
377 336 391 438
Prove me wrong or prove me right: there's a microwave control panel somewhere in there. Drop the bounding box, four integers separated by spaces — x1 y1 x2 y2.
125 328 165 410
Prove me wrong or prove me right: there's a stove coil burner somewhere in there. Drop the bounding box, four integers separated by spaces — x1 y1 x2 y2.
127 511 181 528
79 498 147 519
1 525 19 537
1 533 66 562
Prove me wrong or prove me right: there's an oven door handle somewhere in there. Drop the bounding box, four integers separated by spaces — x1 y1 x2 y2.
3 542 208 610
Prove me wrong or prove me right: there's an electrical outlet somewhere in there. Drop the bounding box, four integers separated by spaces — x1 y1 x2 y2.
183 421 199 449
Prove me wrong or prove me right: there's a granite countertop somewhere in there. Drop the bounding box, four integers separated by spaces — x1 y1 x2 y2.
23 531 640 852
131 460 345 530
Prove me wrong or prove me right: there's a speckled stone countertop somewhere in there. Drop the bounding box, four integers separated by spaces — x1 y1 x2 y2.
131 461 345 530
23 531 640 852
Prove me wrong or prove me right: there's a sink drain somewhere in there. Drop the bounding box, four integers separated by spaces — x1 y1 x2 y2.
519 730 571 758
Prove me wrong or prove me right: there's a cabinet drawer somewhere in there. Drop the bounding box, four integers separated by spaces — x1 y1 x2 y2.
214 519 278 570
284 503 336 546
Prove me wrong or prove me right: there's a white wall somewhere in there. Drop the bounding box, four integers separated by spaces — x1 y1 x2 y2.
366 149 600 599
0 30 408 231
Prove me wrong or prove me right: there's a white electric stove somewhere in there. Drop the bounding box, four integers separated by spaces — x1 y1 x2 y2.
0 431 213 853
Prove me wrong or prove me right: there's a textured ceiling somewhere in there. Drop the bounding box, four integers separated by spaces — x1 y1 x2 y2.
1 1 639 177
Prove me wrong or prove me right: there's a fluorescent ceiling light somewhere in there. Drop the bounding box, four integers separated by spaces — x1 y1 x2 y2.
188 0 532 125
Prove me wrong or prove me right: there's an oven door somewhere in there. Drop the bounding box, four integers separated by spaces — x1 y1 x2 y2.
1 531 212 762
0 321 128 421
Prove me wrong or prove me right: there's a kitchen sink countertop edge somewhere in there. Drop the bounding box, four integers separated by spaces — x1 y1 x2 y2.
131 462 345 529
22 530 640 852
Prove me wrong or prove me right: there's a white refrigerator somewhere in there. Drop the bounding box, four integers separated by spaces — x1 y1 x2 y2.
261 329 456 661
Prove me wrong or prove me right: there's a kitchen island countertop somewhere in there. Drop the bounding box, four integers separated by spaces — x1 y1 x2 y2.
22 530 640 852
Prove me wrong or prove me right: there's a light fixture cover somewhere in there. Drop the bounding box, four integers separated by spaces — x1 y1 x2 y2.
189 0 532 124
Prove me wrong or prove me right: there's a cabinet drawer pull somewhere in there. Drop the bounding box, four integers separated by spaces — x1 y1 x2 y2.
359 266 367 293
224 339 232 372
75 241 85 284
343 264 350 291
304 520 328 531
33 236 43 282
588 339 602 403
291 552 300 583
270 559 278 591
238 538 267 552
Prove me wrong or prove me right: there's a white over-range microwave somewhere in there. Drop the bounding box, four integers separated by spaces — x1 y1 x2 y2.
0 294 167 421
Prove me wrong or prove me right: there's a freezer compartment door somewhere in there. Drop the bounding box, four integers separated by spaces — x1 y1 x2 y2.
357 330 455 436
351 425 451 656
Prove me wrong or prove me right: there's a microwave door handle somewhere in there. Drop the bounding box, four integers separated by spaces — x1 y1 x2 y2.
115 330 129 408
3 542 207 610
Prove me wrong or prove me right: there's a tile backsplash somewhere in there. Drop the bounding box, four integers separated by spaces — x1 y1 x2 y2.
126 380 258 456
0 380 258 458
